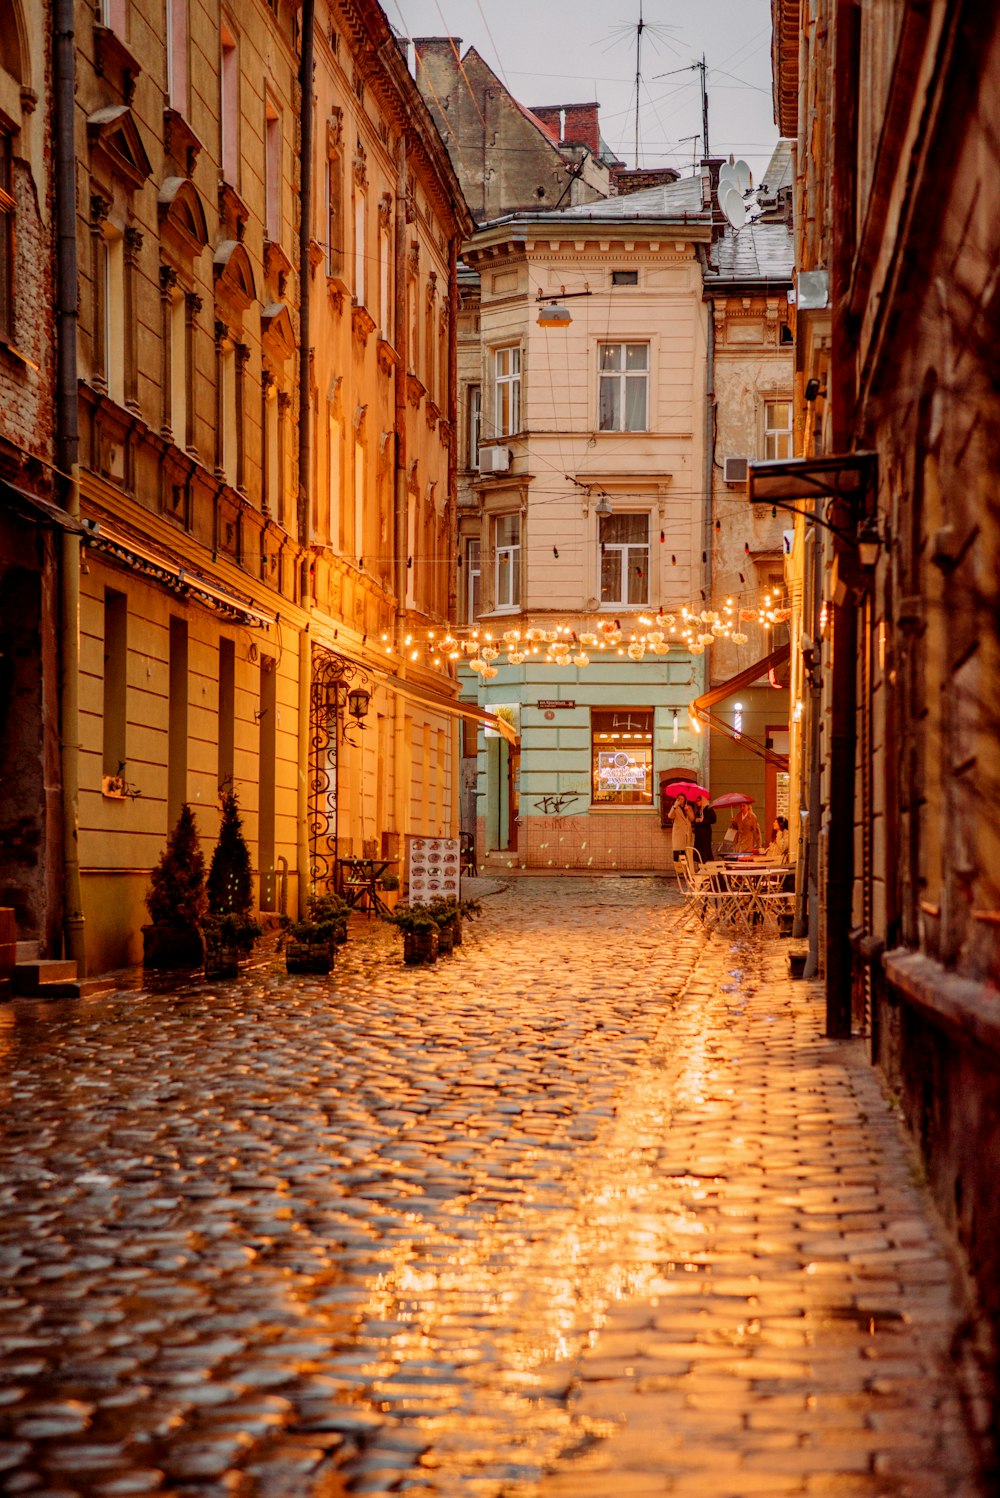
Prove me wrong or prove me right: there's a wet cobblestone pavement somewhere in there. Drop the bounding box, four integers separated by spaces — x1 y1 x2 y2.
0 878 989 1498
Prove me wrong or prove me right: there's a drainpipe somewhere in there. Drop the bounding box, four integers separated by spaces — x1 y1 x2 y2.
703 300 715 601
296 0 315 915
54 0 85 971
393 134 409 835
701 296 715 784
801 529 823 972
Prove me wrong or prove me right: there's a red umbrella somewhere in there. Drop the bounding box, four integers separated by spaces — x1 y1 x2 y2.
662 781 709 799
709 792 755 808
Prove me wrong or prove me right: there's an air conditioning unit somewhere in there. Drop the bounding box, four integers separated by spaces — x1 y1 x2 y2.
723 456 749 486
480 446 511 474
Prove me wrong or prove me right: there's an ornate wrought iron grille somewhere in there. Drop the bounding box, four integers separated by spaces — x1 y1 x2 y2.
308 647 371 891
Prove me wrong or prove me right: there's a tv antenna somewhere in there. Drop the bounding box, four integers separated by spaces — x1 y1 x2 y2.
609 7 680 169
655 55 710 163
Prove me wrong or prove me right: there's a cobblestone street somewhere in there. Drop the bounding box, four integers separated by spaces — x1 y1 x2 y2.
0 879 988 1497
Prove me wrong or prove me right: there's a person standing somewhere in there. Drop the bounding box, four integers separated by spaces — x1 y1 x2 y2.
668 793 695 865
733 801 761 853
692 796 716 865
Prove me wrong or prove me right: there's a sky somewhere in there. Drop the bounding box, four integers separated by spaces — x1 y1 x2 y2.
383 0 780 185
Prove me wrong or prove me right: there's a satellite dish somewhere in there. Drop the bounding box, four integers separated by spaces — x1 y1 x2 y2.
721 185 746 228
718 163 739 193
733 159 752 193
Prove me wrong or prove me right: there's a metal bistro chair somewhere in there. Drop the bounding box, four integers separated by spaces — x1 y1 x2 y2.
677 850 727 928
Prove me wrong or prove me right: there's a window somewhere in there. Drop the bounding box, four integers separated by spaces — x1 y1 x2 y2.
102 589 128 777
264 102 280 243
598 342 648 431
100 0 126 32
168 616 189 830
611 269 638 286
217 636 235 791
0 132 13 343
764 399 792 459
494 513 520 610
325 150 343 277
354 187 366 304
600 513 648 606
494 345 520 436
464 536 481 622
591 708 654 806
378 214 391 337
467 384 481 470
166 0 188 113
219 333 236 486
168 288 186 446
220 22 238 185
102 224 125 403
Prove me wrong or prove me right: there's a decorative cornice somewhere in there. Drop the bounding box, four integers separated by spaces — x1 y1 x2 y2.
351 302 376 346
93 23 142 104
376 337 399 374
406 372 425 408
163 108 203 177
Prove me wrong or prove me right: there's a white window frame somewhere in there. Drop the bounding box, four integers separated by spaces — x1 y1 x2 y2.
493 512 520 611
494 345 520 437
467 384 481 470
600 512 649 608
465 536 481 623
763 398 793 460
598 341 649 432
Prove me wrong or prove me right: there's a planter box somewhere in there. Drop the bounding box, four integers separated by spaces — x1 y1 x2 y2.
436 921 456 955
286 939 335 974
142 922 205 970
204 944 240 979
402 929 438 965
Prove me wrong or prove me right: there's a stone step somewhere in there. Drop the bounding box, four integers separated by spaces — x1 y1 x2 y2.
12 959 79 995
16 977 118 1001
15 940 39 962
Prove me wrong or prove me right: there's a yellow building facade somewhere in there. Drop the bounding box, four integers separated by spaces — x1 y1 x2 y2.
65 0 472 974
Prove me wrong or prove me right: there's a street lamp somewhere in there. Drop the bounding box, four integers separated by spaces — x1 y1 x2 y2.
535 286 593 327
347 686 371 724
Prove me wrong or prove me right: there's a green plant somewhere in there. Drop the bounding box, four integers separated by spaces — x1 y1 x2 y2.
203 911 262 954
379 872 400 891
282 890 348 946
207 790 254 916
459 897 483 921
383 901 439 933
145 803 207 930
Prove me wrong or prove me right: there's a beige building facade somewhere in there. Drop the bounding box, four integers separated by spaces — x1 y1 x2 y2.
4 0 473 977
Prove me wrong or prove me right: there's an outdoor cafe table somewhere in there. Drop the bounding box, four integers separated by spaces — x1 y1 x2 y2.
714 862 794 931
335 857 399 918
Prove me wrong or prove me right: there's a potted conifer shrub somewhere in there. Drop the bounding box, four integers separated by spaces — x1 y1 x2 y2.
143 803 208 968
384 902 440 965
282 892 348 974
203 790 261 976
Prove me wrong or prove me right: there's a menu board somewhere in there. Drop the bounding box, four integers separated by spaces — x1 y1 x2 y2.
406 835 461 903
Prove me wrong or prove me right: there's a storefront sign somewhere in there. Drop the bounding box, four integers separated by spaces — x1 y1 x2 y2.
597 751 647 788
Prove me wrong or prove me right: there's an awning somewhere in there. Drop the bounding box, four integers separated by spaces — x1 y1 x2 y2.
0 480 84 532
690 643 790 770
747 452 876 503
379 672 518 744
85 520 275 629
690 643 790 714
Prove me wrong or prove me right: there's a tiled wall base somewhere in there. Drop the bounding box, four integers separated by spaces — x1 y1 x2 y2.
482 813 675 872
